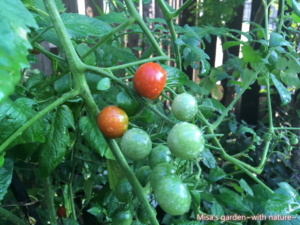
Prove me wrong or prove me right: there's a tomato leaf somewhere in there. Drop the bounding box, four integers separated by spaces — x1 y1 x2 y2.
184 80 209 95
162 65 189 87
96 12 127 24
78 116 107 157
76 44 96 66
0 98 47 149
200 148 216 169
97 78 111 91
242 44 262 63
211 202 224 217
270 73 292 106
38 105 75 178
208 166 226 182
100 45 137 63
0 158 14 202
54 74 72 94
83 178 94 203
107 159 124 191
222 41 241 51
269 33 291 48
291 0 300 17
0 0 38 103
239 179 254 196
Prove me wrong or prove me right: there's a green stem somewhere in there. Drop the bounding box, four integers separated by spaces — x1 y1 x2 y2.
0 207 28 225
31 25 53 44
277 0 285 32
124 0 166 57
166 19 182 70
44 177 58 225
274 127 300 130
81 17 135 60
108 139 159 225
106 56 170 71
262 0 269 42
33 43 66 62
0 89 79 154
265 73 274 131
171 0 193 18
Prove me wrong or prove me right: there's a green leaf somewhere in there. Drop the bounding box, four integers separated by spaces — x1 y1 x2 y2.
200 148 216 169
0 98 47 149
96 12 127 24
292 0 300 17
270 73 292 106
64 218 80 225
280 69 300 88
54 74 71 94
211 202 224 217
100 45 137 63
190 190 201 206
222 41 241 51
39 105 75 178
107 159 124 191
242 44 262 63
0 158 14 202
87 207 102 217
97 78 111 91
32 0 65 13
85 72 102 94
269 33 291 48
0 0 38 103
162 65 189 87
184 80 209 95
208 166 226 182
24 74 45 91
78 116 107 157
239 179 254 196
276 55 288 70
76 44 96 66
210 98 226 114
84 178 94 203
215 188 251 213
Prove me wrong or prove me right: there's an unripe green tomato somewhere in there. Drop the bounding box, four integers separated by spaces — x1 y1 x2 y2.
117 91 140 117
171 93 198 122
150 163 176 190
120 128 152 161
287 145 293 152
137 205 156 224
112 210 132 225
153 175 191 216
290 136 299 145
114 178 133 202
263 132 273 141
135 166 151 187
148 145 172 169
167 122 205 159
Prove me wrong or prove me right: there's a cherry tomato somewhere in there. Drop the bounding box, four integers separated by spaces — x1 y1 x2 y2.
133 62 167 100
120 128 152 161
97 106 128 138
167 122 205 159
290 136 299 145
153 175 191 215
150 163 176 190
148 145 172 169
137 205 156 224
56 206 66 218
135 166 151 187
263 132 272 141
114 178 133 202
171 93 198 122
117 91 140 117
112 210 132 225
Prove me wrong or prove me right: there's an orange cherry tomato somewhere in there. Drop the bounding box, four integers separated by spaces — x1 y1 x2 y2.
56 206 66 218
133 62 167 100
97 106 129 138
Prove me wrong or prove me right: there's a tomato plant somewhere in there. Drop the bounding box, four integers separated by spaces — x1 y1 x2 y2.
56 206 66 218
167 122 205 159
117 91 140 117
263 132 273 141
97 106 129 138
150 163 176 190
120 128 152 161
133 62 167 100
137 205 156 224
135 166 151 187
112 210 132 225
114 178 133 202
290 136 299 145
171 93 198 122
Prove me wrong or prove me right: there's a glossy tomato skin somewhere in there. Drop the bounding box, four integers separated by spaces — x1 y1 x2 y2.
150 163 176 190
97 106 128 139
112 210 132 225
57 206 67 218
114 178 133 202
148 145 172 169
167 122 205 159
153 175 191 215
133 62 167 100
120 128 152 161
135 166 152 187
172 93 198 122
117 91 140 117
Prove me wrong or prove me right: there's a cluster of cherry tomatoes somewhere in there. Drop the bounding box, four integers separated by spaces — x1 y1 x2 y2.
96 62 204 224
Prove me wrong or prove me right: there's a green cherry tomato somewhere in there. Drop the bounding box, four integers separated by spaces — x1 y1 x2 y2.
117 91 140 117
153 175 191 216
148 145 172 169
171 93 198 122
137 205 157 224
290 136 299 145
150 163 176 190
135 166 152 187
114 178 133 202
167 122 205 159
287 145 293 152
112 210 132 225
263 132 273 141
120 128 152 161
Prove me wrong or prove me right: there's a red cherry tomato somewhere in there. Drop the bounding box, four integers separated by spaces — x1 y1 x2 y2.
97 106 129 138
57 206 66 218
133 62 167 100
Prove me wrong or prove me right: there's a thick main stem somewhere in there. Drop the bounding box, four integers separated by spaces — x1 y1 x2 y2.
44 177 58 225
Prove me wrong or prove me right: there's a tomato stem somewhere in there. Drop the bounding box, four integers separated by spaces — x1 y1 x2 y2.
44 177 58 225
